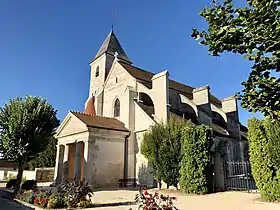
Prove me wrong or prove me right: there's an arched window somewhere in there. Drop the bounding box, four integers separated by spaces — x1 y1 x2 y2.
95 66 99 77
114 99 120 117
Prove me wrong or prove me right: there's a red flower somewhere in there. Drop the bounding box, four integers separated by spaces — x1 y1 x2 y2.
144 190 149 196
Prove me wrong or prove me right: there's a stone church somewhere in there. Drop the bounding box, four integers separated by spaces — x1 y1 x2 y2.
54 30 248 188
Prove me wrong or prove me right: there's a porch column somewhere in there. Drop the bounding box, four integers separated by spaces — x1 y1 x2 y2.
62 144 69 183
83 141 89 182
83 140 96 185
74 141 83 180
54 144 64 185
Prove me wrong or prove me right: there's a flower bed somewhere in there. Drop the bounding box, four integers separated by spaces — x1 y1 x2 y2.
131 189 178 210
16 179 94 209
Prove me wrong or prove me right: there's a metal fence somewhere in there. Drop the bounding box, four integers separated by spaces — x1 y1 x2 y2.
224 161 257 192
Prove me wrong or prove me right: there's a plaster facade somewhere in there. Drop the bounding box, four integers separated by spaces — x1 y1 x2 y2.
54 30 248 188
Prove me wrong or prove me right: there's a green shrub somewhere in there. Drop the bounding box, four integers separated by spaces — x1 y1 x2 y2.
57 179 94 208
179 124 214 194
141 117 189 188
77 199 93 208
141 121 166 183
5 174 16 181
5 174 26 183
248 118 280 201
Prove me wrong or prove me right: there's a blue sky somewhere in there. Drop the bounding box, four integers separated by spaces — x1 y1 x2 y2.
0 0 262 125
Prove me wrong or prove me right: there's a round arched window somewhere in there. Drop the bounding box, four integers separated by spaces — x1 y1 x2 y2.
114 99 120 117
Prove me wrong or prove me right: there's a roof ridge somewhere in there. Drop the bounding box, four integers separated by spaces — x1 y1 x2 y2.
119 61 155 75
70 111 121 121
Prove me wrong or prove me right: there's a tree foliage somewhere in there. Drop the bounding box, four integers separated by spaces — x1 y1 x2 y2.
141 117 188 188
0 96 60 194
248 118 280 201
26 136 57 170
192 0 280 120
179 124 214 194
157 117 187 188
141 122 165 183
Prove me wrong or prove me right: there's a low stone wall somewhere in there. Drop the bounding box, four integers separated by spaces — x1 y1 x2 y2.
0 167 54 182
6 170 36 180
35 168 55 182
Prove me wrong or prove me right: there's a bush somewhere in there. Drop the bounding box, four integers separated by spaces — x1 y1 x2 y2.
77 199 93 208
21 180 37 191
17 190 35 204
47 192 66 208
6 178 17 188
141 117 188 188
17 178 94 209
57 179 94 208
5 174 17 181
248 118 280 201
5 175 27 189
179 124 214 194
133 189 177 210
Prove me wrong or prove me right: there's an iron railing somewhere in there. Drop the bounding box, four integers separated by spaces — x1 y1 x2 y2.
224 161 257 192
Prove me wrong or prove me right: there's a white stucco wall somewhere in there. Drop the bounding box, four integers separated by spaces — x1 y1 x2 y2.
93 137 125 187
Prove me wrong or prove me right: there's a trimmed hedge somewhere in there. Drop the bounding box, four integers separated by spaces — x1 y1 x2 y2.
179 124 214 194
248 118 280 201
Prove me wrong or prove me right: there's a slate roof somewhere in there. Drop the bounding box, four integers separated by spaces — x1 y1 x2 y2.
119 62 194 97
93 31 131 63
71 111 129 132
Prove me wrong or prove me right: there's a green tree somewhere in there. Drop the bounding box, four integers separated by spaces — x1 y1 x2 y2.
0 96 60 194
141 121 166 187
26 136 57 170
141 117 187 188
192 0 280 120
248 118 280 201
158 117 187 188
179 124 214 194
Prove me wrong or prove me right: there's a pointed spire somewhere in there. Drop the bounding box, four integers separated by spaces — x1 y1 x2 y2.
93 30 131 63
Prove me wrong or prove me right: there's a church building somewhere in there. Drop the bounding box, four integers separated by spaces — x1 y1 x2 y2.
54 30 248 188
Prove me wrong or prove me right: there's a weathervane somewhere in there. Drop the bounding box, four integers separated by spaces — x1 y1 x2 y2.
111 9 116 32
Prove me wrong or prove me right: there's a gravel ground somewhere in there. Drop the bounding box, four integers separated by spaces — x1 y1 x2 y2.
1 182 280 210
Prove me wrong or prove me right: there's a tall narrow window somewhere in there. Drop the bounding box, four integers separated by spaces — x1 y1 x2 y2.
95 66 99 77
114 98 120 117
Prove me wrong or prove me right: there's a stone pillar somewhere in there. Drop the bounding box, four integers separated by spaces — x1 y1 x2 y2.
83 140 96 185
54 145 64 184
83 140 90 183
62 144 69 183
151 70 170 122
221 96 241 139
192 85 212 125
74 142 83 180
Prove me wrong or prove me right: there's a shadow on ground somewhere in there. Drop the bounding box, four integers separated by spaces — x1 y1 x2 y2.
0 189 35 210
92 201 136 208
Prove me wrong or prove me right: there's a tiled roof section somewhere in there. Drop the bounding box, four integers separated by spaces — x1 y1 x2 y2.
0 159 17 169
119 62 194 97
211 123 229 136
84 96 96 116
93 31 131 63
210 95 222 107
71 111 129 132
119 62 154 83
136 102 155 119
169 80 193 98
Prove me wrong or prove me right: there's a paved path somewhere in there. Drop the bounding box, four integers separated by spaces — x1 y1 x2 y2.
0 189 34 209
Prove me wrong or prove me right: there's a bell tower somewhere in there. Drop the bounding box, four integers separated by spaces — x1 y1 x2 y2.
88 30 131 97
